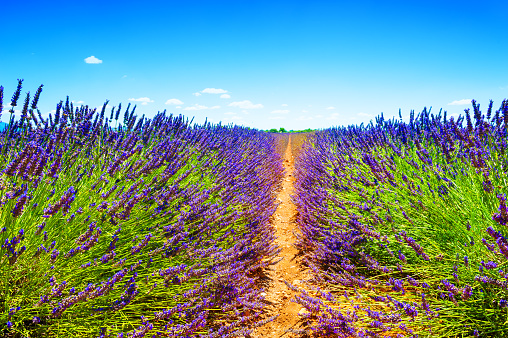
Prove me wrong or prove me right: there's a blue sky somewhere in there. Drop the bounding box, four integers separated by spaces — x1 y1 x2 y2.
1 0 507 130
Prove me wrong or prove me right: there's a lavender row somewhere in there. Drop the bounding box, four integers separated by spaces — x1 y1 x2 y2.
292 101 508 337
0 81 283 337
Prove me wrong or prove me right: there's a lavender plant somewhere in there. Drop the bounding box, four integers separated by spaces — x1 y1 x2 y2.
293 102 508 337
0 82 282 337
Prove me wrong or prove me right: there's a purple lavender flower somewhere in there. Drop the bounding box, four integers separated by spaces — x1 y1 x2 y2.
492 193 508 226
462 285 473 300
12 192 28 217
481 260 498 269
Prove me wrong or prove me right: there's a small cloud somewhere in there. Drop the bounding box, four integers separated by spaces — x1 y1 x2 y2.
76 101 85 104
201 88 228 94
327 113 341 120
84 55 102 64
301 110 308 113
241 110 249 115
3 109 21 114
175 106 181 109
165 99 184 105
281 103 288 107
224 112 236 115
220 94 231 99
192 92 202 96
270 109 290 114
122 75 127 78
223 114 244 124
95 104 111 111
297 116 313 121
184 104 209 111
326 106 336 110
128 97 154 105
228 100 263 109
315 114 323 118
448 99 471 106
269 116 285 120
183 104 219 111
358 112 373 117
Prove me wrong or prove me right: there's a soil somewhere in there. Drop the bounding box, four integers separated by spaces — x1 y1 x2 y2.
253 136 309 338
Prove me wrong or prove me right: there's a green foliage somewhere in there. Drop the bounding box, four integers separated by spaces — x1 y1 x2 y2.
307 128 508 336
265 128 316 133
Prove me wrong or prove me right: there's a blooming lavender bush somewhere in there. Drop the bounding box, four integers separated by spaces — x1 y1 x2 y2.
293 102 508 337
0 81 282 337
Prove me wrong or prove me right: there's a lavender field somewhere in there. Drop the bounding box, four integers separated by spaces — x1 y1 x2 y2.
0 81 283 337
2 80 508 338
292 102 508 337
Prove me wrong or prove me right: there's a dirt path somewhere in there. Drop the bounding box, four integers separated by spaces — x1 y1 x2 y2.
254 136 308 338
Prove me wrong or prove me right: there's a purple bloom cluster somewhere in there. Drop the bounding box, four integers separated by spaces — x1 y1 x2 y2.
0 83 284 336
292 101 508 336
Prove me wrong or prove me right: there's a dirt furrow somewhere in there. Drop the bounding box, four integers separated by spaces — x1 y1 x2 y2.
254 136 308 338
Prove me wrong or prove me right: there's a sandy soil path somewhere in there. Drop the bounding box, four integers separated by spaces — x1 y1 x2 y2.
253 136 308 338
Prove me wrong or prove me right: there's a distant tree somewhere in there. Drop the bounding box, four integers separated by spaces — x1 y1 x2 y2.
279 127 287 133
268 128 278 133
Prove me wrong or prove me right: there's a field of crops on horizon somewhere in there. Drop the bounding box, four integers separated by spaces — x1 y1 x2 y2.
292 101 508 337
0 81 284 337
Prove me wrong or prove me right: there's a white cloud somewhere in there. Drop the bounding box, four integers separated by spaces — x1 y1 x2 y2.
165 99 184 105
228 100 263 109
281 104 288 107
301 110 308 113
448 99 471 106
122 75 127 78
220 94 231 99
326 106 336 110
201 88 228 94
270 109 290 114
192 92 202 96
183 104 220 111
269 116 285 120
184 104 209 111
241 110 249 115
358 112 373 117
128 97 154 105
95 104 111 111
2 108 20 114
315 114 323 118
223 114 244 124
297 116 313 121
39 109 56 117
224 112 236 115
327 113 341 120
84 55 102 64
175 106 181 109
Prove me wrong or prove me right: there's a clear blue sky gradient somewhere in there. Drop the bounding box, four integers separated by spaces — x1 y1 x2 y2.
1 0 507 130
